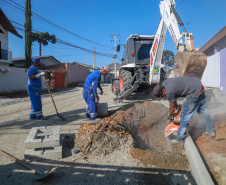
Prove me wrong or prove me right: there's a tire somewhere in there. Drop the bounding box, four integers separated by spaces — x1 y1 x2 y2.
113 80 120 95
119 69 132 92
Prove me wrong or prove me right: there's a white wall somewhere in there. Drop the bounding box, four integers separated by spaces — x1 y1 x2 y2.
67 63 90 84
0 25 11 65
0 66 45 93
201 52 220 88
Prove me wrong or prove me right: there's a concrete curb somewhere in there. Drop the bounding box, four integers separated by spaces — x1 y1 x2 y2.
184 136 214 185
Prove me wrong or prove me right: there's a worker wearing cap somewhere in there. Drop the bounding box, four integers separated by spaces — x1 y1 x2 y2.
27 57 46 120
83 66 110 120
153 76 215 144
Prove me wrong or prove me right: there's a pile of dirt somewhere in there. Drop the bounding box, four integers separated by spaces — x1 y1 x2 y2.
195 114 226 185
107 102 169 151
129 147 189 171
74 101 190 171
74 122 132 156
196 122 226 156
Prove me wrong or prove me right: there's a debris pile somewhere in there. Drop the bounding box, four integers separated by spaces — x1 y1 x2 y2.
74 122 132 156
74 101 190 170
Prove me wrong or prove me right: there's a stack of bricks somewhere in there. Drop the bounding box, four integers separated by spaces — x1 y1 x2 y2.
24 126 62 160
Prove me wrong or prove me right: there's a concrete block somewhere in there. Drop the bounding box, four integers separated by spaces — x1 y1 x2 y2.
97 103 108 117
25 126 60 149
43 146 62 159
24 149 43 159
184 136 214 185
24 146 62 160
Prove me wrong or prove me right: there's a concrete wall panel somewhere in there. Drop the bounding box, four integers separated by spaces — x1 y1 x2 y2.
220 48 226 95
67 63 90 85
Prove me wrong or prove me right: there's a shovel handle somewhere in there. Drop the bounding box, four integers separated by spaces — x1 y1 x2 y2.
0 150 42 175
42 76 59 114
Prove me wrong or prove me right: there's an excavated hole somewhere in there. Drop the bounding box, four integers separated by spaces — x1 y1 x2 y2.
116 101 170 151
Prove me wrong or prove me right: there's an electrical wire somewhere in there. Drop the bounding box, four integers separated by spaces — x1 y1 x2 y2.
0 19 114 58
2 0 114 49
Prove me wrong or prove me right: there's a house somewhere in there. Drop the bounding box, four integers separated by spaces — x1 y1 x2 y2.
199 26 226 95
166 67 179 79
101 62 122 83
107 62 122 78
12 55 61 68
72 61 100 72
0 8 23 66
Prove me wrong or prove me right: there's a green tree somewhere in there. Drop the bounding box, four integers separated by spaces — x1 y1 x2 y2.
24 0 32 68
32 32 56 56
162 50 175 70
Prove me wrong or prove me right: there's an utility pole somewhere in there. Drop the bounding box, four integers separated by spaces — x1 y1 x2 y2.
93 46 96 71
111 34 120 78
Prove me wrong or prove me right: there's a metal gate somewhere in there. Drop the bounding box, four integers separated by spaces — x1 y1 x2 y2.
54 72 65 89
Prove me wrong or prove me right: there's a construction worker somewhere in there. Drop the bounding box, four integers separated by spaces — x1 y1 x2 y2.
27 57 47 120
83 66 110 120
153 76 215 144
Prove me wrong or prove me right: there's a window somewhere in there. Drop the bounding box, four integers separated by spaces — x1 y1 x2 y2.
0 28 4 34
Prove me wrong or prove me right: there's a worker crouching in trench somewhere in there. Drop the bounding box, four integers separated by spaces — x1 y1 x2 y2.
83 66 110 120
153 76 215 144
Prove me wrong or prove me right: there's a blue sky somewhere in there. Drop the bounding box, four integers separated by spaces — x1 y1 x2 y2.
1 0 226 67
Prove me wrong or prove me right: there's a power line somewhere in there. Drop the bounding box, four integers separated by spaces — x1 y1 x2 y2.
3 0 114 49
1 19 114 58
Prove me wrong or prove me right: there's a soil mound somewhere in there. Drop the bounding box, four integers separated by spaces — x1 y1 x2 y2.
196 114 226 156
74 101 190 171
109 102 169 151
74 122 132 156
130 147 189 170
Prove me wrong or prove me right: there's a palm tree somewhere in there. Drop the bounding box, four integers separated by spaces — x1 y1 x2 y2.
25 0 32 67
32 32 56 56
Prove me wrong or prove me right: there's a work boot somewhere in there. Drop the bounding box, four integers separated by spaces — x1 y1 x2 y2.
205 131 216 138
171 139 185 144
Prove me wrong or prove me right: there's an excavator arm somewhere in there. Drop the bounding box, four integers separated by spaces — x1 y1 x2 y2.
149 0 207 85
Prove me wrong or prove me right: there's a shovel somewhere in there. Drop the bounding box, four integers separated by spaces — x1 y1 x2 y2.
0 150 57 181
42 75 66 121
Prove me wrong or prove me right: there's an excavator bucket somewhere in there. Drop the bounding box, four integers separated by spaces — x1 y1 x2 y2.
175 51 207 80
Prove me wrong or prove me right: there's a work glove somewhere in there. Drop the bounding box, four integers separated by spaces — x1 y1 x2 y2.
40 72 45 76
35 72 45 78
100 90 103 95
96 96 99 101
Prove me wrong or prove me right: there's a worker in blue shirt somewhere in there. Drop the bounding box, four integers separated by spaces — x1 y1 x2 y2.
83 66 110 120
27 57 46 120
